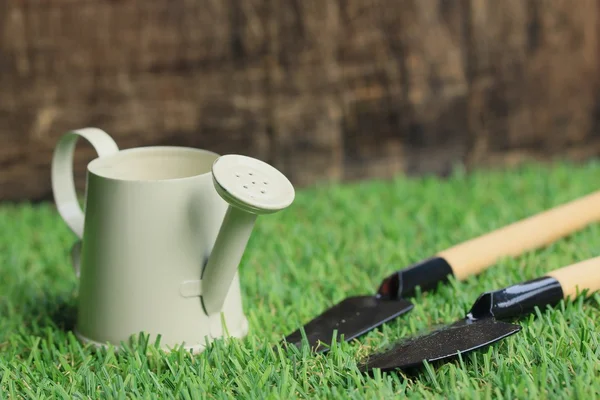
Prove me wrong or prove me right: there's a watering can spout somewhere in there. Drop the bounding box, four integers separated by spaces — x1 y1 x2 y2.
201 206 257 315
200 154 295 316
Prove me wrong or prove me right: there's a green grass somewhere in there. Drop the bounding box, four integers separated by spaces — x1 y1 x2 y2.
1 161 600 399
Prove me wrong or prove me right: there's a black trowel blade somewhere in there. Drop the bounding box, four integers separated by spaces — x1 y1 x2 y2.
358 318 521 373
282 296 414 352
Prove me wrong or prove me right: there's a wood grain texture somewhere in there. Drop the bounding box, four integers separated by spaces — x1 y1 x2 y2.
1 0 599 201
547 256 600 300
438 190 600 280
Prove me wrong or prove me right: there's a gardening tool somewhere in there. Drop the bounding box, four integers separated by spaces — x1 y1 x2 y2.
281 190 600 352
358 255 600 373
52 128 294 353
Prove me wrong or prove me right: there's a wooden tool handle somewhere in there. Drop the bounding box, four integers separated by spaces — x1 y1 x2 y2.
547 256 600 299
437 190 600 280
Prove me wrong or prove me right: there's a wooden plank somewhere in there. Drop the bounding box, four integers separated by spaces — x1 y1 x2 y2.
266 0 344 185
0 65 271 200
1 0 599 201
340 0 470 179
466 0 599 166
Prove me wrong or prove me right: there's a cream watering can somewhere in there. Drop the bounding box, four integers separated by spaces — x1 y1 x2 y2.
51 128 295 352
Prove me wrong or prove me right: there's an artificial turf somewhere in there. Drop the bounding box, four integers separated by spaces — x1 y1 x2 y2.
1 160 599 399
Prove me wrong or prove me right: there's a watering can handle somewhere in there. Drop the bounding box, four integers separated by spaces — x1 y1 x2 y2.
51 128 119 239
51 128 119 277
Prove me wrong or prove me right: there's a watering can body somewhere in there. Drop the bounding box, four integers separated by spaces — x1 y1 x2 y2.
52 128 249 352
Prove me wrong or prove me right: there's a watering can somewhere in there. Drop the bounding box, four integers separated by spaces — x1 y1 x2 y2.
51 128 295 352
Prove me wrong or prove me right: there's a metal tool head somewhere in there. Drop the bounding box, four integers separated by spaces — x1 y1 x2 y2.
281 296 414 353
358 318 521 373
280 257 452 353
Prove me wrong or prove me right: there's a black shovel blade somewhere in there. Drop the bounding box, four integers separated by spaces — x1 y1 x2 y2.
282 295 414 353
358 317 521 372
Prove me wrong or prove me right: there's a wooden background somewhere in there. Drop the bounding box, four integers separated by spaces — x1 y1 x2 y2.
1 0 600 201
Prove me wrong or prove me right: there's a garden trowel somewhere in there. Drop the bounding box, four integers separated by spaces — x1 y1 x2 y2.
358 255 600 373
281 190 600 352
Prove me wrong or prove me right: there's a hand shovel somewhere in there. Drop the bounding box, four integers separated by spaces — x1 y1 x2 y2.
281 190 600 352
358 255 600 373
